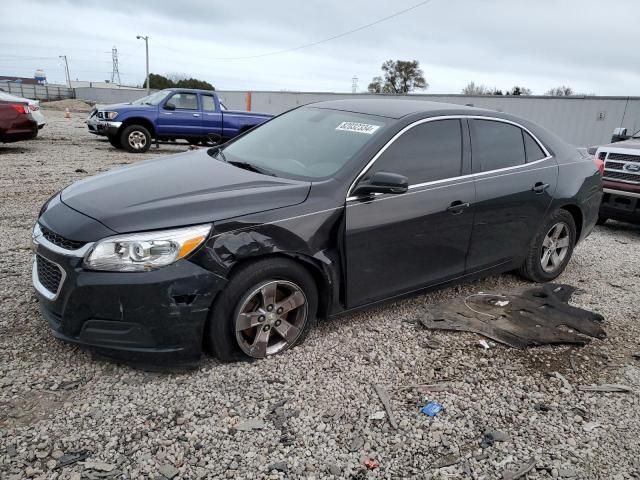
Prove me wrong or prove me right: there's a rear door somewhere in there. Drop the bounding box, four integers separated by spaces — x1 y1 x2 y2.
157 91 203 138
345 118 476 307
465 118 558 272
200 93 223 138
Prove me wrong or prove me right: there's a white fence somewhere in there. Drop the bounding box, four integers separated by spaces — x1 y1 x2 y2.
0 81 73 101
69 86 640 147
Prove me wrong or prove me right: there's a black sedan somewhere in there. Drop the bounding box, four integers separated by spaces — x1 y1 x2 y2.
32 100 602 365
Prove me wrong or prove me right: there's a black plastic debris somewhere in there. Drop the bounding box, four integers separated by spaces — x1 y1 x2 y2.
54 449 91 469
419 284 605 347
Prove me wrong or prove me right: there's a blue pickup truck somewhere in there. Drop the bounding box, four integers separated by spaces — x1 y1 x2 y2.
87 88 272 153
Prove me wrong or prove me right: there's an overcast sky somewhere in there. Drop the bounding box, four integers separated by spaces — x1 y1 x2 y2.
1 0 639 95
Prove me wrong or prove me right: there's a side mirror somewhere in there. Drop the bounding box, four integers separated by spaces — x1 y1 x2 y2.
352 171 409 196
611 127 628 143
164 102 176 111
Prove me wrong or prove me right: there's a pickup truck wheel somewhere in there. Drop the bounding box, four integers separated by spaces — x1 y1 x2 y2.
518 209 576 283
107 135 122 149
120 125 151 153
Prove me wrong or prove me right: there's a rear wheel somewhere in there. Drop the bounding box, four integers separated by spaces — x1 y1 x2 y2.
518 209 576 282
120 124 151 153
206 258 317 362
107 134 122 149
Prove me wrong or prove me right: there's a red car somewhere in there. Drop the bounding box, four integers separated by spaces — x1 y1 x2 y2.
0 100 38 143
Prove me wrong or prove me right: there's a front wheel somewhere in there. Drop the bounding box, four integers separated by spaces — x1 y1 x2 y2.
120 124 151 153
518 209 576 282
206 258 317 362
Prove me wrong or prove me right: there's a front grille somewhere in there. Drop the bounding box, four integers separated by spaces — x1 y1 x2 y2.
603 170 640 184
36 255 63 295
608 152 640 163
40 225 86 250
604 161 625 170
598 152 607 160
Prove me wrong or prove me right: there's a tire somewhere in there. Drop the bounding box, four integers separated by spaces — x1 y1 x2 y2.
107 134 122 149
120 124 151 153
206 258 318 362
518 209 577 283
596 215 608 226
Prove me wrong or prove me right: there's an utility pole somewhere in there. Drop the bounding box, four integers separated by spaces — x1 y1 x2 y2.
110 46 121 85
59 55 71 88
136 35 149 95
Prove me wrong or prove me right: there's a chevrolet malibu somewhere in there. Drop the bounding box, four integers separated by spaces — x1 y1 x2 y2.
32 100 603 365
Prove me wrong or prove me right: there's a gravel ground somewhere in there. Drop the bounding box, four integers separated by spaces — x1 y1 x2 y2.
1 109 639 480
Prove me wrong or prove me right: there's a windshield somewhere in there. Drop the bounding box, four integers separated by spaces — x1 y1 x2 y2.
131 90 170 106
216 107 388 179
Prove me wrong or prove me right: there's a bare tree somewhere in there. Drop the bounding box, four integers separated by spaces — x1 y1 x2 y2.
368 60 428 94
508 86 532 96
461 82 490 95
545 86 574 96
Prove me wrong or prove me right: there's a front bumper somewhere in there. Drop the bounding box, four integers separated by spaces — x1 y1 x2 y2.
32 226 226 367
600 185 640 224
86 115 121 137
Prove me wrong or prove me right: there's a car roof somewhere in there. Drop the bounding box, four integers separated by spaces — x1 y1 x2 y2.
164 88 216 95
308 98 492 119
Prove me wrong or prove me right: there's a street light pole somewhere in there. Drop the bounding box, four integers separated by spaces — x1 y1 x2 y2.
136 35 149 95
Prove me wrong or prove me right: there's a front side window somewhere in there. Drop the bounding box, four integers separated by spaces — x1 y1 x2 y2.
167 93 198 110
366 119 462 185
217 107 388 179
472 120 525 172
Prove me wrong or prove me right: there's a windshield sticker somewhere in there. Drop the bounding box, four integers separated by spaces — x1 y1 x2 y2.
335 121 381 134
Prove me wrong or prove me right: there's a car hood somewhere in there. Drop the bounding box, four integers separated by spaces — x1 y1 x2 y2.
95 102 154 112
61 150 311 233
600 138 640 150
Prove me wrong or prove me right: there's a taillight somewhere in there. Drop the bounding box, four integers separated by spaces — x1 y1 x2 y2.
10 103 29 114
593 158 605 176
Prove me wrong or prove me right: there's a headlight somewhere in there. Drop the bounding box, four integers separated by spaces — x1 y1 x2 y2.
84 224 211 272
100 111 119 120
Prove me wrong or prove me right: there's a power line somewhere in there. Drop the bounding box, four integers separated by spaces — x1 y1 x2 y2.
155 0 435 61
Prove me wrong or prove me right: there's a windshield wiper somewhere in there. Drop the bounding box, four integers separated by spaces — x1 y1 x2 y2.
228 160 277 177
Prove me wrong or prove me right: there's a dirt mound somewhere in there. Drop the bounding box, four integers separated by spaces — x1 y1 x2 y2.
42 99 94 113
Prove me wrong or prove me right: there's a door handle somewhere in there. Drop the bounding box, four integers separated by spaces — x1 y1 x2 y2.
163 112 173 115
532 182 550 194
193 113 200 117
446 201 470 214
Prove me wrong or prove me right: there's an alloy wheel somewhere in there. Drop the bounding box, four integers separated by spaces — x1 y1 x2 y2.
540 222 570 273
235 280 308 358
128 130 147 150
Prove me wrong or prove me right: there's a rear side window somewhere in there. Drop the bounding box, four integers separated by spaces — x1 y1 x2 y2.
201 95 217 112
523 131 547 162
472 120 525 172
369 119 462 184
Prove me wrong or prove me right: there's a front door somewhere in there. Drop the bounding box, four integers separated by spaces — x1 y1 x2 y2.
157 91 202 138
345 119 475 307
465 119 558 272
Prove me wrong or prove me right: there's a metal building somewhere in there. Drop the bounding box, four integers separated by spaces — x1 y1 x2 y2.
215 91 640 147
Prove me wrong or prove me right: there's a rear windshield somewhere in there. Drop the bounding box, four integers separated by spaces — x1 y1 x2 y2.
219 107 389 179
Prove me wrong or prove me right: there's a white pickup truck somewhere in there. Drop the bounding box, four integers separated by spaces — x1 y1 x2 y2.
591 127 640 225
